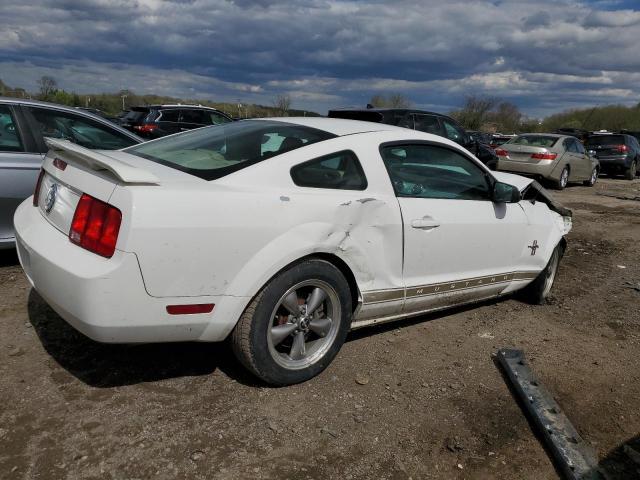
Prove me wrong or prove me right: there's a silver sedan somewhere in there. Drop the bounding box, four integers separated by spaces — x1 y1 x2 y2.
495 134 599 190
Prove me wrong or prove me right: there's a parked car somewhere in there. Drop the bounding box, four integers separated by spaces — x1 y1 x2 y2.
467 130 493 145
74 107 118 123
0 97 142 249
15 117 571 385
585 133 639 180
119 104 233 138
495 133 599 189
327 108 499 169
489 134 515 149
554 128 589 143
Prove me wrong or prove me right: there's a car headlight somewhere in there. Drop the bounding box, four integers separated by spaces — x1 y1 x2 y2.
562 215 572 233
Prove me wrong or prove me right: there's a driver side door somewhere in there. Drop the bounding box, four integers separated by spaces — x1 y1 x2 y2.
380 142 529 314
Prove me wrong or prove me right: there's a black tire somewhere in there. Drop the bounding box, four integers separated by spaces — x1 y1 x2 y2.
520 244 562 305
624 160 637 180
231 259 352 386
554 166 569 190
583 167 598 187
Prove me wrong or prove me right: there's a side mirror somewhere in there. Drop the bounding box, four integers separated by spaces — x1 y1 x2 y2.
492 181 521 203
588 149 596 157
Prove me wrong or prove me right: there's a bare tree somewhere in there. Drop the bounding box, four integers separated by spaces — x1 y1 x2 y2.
369 93 411 108
273 94 291 116
455 95 498 130
37 76 58 100
494 101 522 133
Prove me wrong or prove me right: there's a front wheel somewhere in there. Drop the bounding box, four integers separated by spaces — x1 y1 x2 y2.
520 244 562 305
583 168 598 187
624 160 637 180
231 259 352 386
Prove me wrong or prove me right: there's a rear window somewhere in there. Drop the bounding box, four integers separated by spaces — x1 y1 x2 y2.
328 110 384 123
507 135 559 148
586 135 625 146
122 109 149 122
124 120 336 180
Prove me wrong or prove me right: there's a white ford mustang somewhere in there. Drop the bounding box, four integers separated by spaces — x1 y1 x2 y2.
14 118 572 385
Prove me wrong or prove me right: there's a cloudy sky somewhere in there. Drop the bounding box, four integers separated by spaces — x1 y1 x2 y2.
1 0 640 117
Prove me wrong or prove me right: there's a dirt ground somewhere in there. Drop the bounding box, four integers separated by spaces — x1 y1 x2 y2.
1 177 639 480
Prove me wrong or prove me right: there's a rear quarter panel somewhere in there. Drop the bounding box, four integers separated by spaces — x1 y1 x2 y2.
109 132 409 302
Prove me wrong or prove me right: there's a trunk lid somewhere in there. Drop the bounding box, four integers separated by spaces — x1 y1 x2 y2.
503 144 556 163
37 138 164 237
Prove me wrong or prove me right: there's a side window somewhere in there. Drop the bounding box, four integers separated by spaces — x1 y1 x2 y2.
208 112 232 125
291 150 367 190
441 119 465 144
413 114 442 135
575 140 585 154
159 109 180 122
380 144 490 200
0 105 25 152
180 109 207 125
565 139 578 153
29 107 137 150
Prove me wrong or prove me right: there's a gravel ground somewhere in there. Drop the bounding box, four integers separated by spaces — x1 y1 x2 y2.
1 177 639 480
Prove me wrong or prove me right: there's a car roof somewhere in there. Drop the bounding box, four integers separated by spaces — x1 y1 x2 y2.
516 133 565 138
0 96 96 112
329 107 442 115
143 104 225 111
0 96 142 141
266 117 414 136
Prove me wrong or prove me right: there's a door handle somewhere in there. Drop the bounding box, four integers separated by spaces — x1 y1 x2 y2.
180 127 189 131
411 217 441 229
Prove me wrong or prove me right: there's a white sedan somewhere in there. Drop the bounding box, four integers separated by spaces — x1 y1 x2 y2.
14 118 571 385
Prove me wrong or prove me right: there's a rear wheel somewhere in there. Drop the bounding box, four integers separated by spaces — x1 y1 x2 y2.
554 166 569 190
521 244 562 305
231 259 352 386
624 160 637 180
583 167 598 187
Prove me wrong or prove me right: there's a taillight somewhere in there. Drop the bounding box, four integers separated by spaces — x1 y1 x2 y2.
133 124 158 134
531 152 558 160
615 144 628 153
33 169 45 206
495 148 509 157
69 194 122 258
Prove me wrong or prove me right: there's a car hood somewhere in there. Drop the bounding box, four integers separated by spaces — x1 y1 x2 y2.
492 171 533 192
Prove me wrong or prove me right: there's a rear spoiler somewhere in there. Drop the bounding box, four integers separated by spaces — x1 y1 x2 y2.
44 138 159 184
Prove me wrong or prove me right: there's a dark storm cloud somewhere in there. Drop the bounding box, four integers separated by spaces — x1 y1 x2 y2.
0 0 639 116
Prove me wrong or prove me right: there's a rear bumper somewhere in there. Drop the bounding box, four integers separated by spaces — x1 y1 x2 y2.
496 159 556 180
0 237 15 250
14 200 248 343
596 156 631 170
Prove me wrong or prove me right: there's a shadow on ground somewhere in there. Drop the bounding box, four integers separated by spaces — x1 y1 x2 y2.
27 289 261 388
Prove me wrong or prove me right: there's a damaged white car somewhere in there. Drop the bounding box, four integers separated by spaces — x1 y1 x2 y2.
14 118 571 385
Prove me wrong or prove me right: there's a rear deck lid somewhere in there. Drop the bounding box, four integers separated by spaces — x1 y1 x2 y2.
37 138 160 236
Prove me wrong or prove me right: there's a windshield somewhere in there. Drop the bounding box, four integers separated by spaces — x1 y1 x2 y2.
124 120 336 180
507 135 559 148
586 135 625 146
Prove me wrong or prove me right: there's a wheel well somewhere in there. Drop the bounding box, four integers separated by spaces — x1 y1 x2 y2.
310 253 361 312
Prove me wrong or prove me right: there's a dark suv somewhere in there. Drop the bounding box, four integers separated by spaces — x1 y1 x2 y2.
585 133 639 180
327 108 498 169
120 105 233 139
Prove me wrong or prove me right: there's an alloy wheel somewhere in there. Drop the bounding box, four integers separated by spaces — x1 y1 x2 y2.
267 280 341 370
